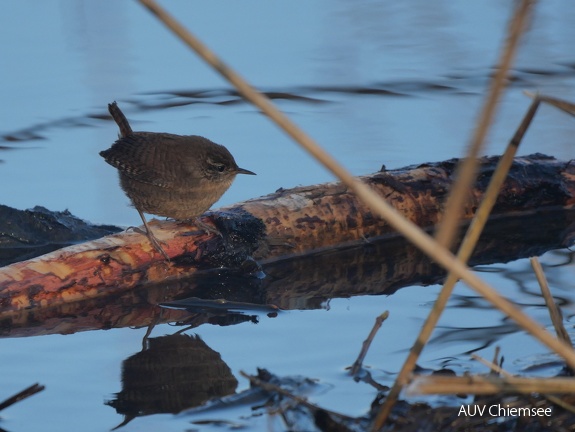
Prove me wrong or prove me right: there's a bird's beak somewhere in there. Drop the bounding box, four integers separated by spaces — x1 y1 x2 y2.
236 167 256 175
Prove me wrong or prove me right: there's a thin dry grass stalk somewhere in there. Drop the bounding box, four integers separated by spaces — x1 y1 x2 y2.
434 0 536 250
374 95 542 426
525 91 575 117
472 353 506 375
531 257 572 346
406 374 575 396
472 353 575 414
136 0 575 428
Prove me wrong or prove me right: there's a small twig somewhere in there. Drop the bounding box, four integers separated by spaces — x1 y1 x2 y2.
472 353 507 376
530 257 572 347
473 348 504 376
0 383 45 412
350 311 389 376
490 346 501 375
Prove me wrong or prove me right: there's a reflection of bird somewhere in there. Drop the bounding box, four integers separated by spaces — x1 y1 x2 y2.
100 102 255 259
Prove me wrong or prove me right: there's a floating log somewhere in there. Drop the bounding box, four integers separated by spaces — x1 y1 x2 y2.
2 207 573 339
0 153 574 313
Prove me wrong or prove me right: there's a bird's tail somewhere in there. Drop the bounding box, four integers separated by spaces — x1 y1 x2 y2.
108 101 133 137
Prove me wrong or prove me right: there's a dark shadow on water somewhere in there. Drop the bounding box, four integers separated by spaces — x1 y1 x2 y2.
4 64 575 144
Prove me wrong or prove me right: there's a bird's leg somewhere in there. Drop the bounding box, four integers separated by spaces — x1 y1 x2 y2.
133 208 170 261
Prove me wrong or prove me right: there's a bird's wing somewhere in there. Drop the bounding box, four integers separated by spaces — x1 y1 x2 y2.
100 134 178 188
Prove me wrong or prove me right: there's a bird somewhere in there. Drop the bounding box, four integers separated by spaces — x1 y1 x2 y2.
100 102 255 259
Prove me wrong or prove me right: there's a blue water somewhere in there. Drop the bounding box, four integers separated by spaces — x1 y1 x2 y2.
1 1 575 431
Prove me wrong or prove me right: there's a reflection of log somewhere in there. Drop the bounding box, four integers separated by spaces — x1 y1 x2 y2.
262 208 575 309
0 153 574 313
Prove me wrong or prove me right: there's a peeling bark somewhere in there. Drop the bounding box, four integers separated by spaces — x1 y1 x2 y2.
238 153 575 259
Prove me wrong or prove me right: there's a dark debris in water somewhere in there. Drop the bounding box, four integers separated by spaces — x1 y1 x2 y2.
184 368 355 432
183 367 575 432
0 204 121 266
190 367 575 432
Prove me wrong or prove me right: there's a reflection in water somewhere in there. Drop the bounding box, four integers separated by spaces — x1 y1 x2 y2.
106 333 237 429
181 368 329 431
428 321 520 354
2 2 575 430
262 209 575 309
4 62 575 144
430 249 575 369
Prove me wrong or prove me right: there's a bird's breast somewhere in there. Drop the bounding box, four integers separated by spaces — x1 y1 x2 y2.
119 174 234 220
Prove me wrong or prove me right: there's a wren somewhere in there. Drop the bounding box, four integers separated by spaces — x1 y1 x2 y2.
100 102 255 259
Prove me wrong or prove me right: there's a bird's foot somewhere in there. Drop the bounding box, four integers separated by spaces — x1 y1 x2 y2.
195 217 222 236
130 226 170 261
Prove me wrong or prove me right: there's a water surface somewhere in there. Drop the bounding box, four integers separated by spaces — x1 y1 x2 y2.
1 2 575 431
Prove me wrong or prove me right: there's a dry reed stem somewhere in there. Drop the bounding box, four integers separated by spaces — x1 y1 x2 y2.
406 374 575 396
0 383 45 411
350 311 389 376
434 0 536 250
525 91 575 117
472 353 575 414
490 346 501 374
374 96 542 427
472 353 506 375
136 0 575 427
531 257 572 346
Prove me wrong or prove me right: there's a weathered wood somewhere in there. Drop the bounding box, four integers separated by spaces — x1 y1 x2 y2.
2 207 573 338
243 153 575 259
0 153 573 313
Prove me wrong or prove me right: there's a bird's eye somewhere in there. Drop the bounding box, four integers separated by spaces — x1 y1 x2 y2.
211 163 226 172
